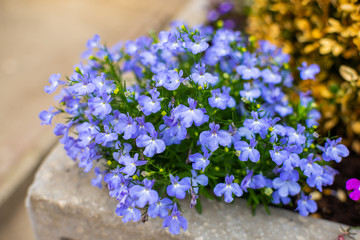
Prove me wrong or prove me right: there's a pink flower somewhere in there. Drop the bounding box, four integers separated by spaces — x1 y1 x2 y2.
346 178 360 201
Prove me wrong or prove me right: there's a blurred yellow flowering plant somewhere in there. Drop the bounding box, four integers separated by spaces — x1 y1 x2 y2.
246 0 360 153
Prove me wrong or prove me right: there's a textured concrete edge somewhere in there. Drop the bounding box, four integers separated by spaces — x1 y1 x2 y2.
26 141 360 240
25 141 60 240
25 144 182 240
26 194 182 240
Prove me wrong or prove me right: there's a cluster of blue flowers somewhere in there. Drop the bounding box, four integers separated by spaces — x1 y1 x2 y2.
40 23 349 235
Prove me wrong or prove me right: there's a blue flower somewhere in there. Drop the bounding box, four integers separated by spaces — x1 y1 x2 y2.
185 35 209 54
262 86 284 104
135 116 155 137
319 138 349 163
236 65 261 80
190 187 199 208
234 138 260 162
138 88 163 116
92 73 116 95
239 82 261 101
204 41 231 65
270 146 288 165
249 174 268 189
86 34 101 49
199 122 231 152
173 98 209 128
129 179 159 208
208 88 230 110
163 203 187 235
140 50 157 66
286 124 306 146
110 179 130 204
280 148 300 172
166 174 191 199
136 131 166 157
164 32 185 53
240 170 253 192
159 115 187 145
153 71 168 88
295 193 317 216
44 73 64 94
235 52 261 80
274 101 293 117
124 40 138 56
88 93 113 119
272 170 301 197
299 91 314 106
306 171 334 192
190 63 218 87
243 111 269 136
78 155 93 173
207 10 219 21
148 198 172 218
237 126 255 140
114 113 138 140
214 175 243 203
153 31 169 51
113 142 132 164
163 70 184 91
306 109 321 128
191 170 208 194
116 201 142 223
39 107 58 125
95 125 118 146
222 86 236 108
271 190 291 205
269 122 286 143
258 40 277 54
298 62 320 80
299 153 323 177
261 68 282 84
82 34 102 58
69 74 96 96
104 166 124 190
120 153 147 177
91 167 106 189
77 119 100 136
189 151 211 171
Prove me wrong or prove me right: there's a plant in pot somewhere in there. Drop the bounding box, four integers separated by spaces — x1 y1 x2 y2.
40 22 349 235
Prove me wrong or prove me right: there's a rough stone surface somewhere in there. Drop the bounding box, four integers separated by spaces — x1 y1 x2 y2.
27 144 359 240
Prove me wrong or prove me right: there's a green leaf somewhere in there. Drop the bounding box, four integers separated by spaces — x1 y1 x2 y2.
200 187 214 200
195 198 202 214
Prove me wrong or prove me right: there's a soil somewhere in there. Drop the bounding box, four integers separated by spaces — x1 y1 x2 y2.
315 153 360 226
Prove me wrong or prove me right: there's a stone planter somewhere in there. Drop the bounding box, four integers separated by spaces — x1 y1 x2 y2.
26 144 359 240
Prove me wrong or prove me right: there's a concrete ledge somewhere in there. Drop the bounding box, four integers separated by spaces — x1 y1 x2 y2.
26 144 358 240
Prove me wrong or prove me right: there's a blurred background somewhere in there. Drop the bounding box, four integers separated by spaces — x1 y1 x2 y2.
0 0 208 239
